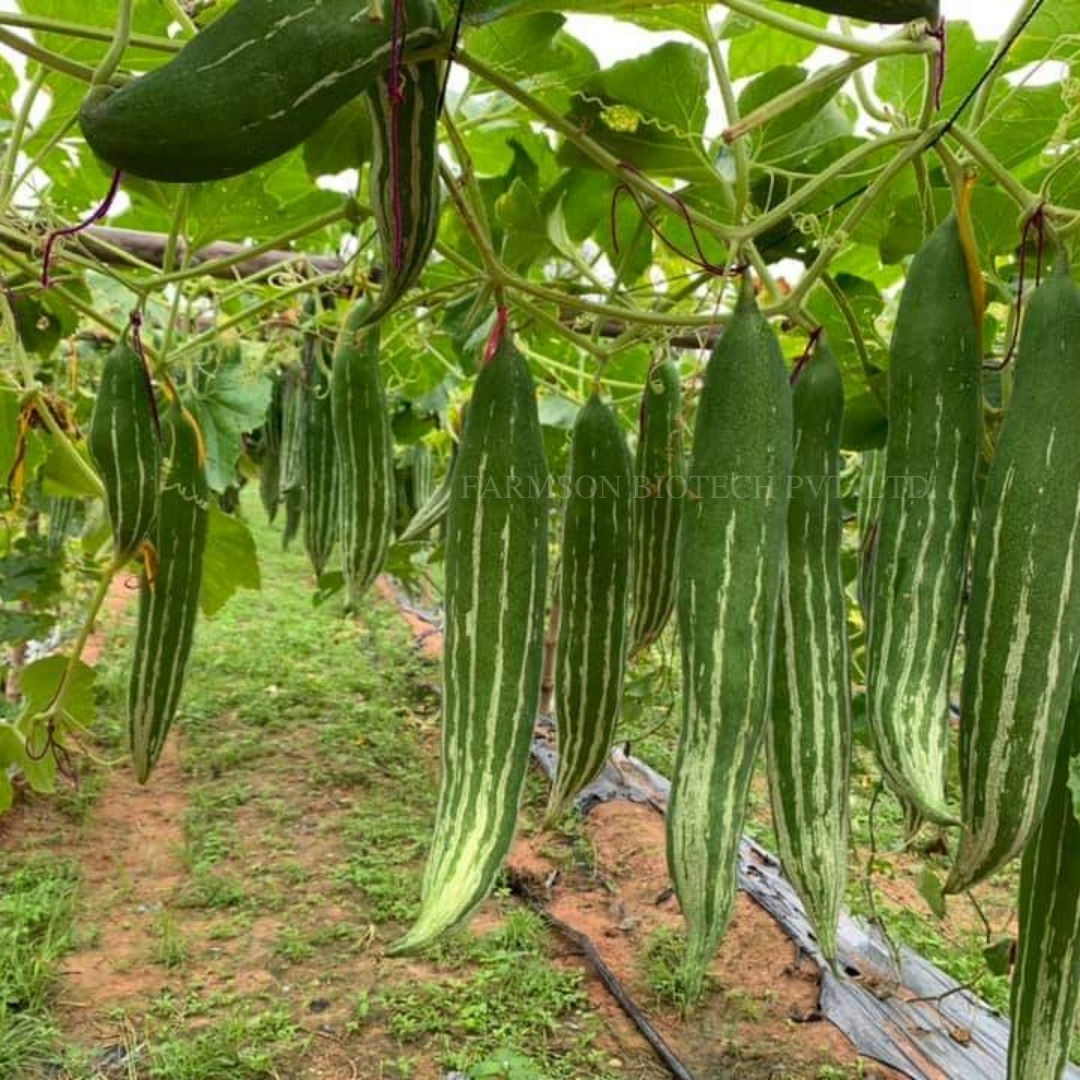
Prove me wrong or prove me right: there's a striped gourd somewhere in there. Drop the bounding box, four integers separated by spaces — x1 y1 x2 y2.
1008 672 1080 1080
629 356 685 656
856 448 885 619
302 313 338 578
947 261 1080 892
400 467 452 542
78 0 444 183
283 488 302 552
391 333 549 953
782 0 938 22
88 341 160 561
548 395 634 819
331 301 395 611
866 200 983 826
259 371 285 524
668 281 793 996
410 444 435 511
767 340 851 965
128 403 209 783
360 50 442 325
279 366 304 551
45 496 84 556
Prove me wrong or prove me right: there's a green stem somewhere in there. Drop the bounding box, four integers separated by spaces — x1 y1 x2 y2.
157 188 191 367
703 10 747 222
822 273 885 411
0 222 146 297
733 129 921 242
787 129 942 310
513 295 610 361
442 115 497 250
44 556 122 724
0 11 180 52
10 116 79 199
722 0 937 57
970 0 1042 130
0 28 116 85
153 206 352 287
29 389 107 499
438 160 505 288
455 49 734 246
0 241 128 344
91 0 133 88
160 0 198 36
169 271 346 362
945 125 1036 210
0 69 46 213
725 52 880 144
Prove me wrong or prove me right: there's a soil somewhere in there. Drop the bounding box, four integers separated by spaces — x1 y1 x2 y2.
1 573 900 1080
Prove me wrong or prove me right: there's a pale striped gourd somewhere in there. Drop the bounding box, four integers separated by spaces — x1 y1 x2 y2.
128 403 209 783
548 394 634 818
948 260 1080 892
629 356 684 656
668 280 793 997
866 195 983 826
767 340 851 964
391 333 549 953
331 301 395 611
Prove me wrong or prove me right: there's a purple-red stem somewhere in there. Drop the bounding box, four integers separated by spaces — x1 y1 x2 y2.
41 169 123 287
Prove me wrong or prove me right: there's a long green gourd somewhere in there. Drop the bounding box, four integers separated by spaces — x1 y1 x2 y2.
331 301 395 611
78 0 443 183
88 341 161 561
767 340 851 964
948 260 1080 893
391 332 549 954
668 280 793 998
259 371 285 524
302 306 338 578
856 447 885 620
866 194 983 826
279 365 304 551
548 395 634 819
400 469 452 542
128 402 209 783
629 356 684 656
360 51 442 324
782 0 938 23
1008 673 1080 1080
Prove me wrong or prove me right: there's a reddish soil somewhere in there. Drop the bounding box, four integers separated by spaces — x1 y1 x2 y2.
1 574 899 1079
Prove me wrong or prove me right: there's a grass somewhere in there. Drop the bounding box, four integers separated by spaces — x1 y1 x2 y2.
0 856 77 1077
0 485 1049 1077
1 493 634 1079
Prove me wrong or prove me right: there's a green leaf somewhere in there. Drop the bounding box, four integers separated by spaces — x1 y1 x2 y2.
983 937 1014 977
41 438 103 499
917 867 946 919
200 504 261 618
729 6 824 80
875 22 991 122
18 654 97 729
183 349 272 493
303 98 372 180
595 42 710 137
